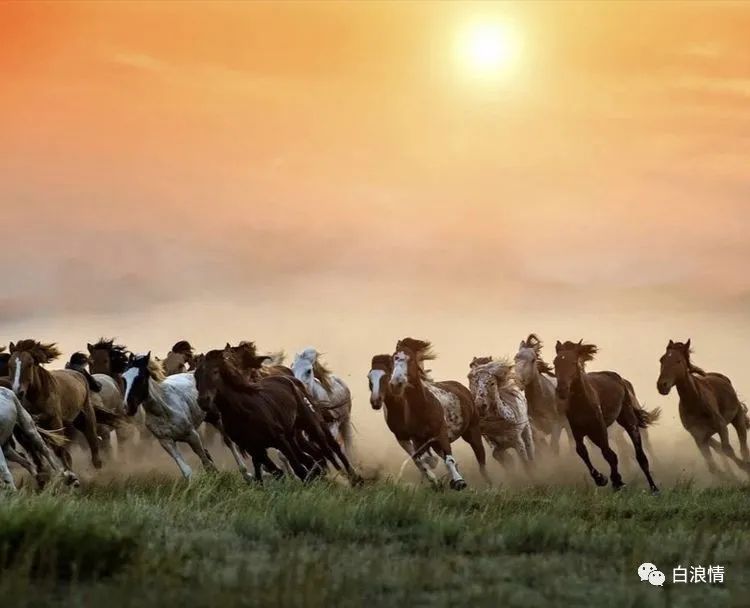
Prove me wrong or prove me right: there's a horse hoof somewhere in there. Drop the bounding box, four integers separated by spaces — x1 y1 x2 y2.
450 479 467 491
593 473 608 487
612 482 626 492
92 458 103 470
650 487 661 496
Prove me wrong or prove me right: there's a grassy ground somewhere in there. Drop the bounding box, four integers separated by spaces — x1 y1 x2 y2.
0 473 747 607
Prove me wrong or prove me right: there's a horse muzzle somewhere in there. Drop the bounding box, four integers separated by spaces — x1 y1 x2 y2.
656 381 671 396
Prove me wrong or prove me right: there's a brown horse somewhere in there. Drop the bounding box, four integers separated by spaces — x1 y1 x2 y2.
388 338 487 490
163 340 198 376
554 340 660 493
225 342 294 381
657 339 750 476
8 340 102 469
195 348 358 484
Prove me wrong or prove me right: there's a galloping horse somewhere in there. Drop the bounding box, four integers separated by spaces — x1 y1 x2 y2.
388 338 487 490
163 341 198 376
196 348 358 484
554 340 660 493
468 356 535 469
0 387 76 489
8 340 102 470
87 338 143 441
292 348 354 458
514 334 570 453
657 339 750 476
122 353 216 479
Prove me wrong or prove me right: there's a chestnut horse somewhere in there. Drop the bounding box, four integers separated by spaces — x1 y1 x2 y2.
389 338 487 490
657 339 750 476
554 340 660 493
8 340 102 470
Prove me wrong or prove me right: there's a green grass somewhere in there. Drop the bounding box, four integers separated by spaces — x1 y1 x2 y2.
0 474 747 607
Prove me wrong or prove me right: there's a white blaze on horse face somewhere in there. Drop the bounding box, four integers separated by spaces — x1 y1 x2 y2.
12 356 22 395
390 352 409 389
122 367 140 403
368 369 385 406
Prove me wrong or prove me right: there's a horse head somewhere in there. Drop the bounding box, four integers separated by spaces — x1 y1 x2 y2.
554 339 597 399
368 354 393 410
657 339 693 395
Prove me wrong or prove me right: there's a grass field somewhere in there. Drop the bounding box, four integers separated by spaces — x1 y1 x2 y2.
0 473 747 608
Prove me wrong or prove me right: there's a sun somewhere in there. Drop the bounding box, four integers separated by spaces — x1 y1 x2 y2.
458 21 521 79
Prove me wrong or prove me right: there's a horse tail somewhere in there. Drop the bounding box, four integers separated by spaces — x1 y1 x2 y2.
622 379 661 428
37 426 69 447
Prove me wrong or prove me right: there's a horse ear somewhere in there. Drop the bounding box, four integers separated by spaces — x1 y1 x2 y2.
685 338 691 351
577 339 583 345
8 342 15 353
145 351 151 363
555 340 562 353
668 339 674 348
87 343 94 354
225 343 232 350
519 341 525 350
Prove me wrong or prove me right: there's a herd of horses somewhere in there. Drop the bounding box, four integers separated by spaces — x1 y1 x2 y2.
0 334 747 493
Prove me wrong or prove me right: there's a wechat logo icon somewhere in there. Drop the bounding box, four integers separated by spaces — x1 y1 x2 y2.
638 563 665 587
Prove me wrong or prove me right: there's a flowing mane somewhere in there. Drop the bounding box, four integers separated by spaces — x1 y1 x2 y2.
371 354 392 371
11 339 61 364
521 333 555 376
207 350 259 395
91 337 131 375
146 357 167 382
296 348 334 392
171 340 195 357
395 337 435 380
558 340 598 366
471 357 518 392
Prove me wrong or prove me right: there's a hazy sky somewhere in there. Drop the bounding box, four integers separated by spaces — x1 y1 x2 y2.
2 1 749 341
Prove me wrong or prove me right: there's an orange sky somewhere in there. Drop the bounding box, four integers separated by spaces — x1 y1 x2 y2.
2 0 750 324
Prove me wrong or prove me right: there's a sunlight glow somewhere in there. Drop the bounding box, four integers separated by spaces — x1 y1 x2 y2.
458 21 522 79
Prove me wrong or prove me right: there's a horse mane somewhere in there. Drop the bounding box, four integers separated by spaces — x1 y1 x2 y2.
146 357 166 382
559 340 598 365
520 333 555 376
670 341 707 376
265 350 285 366
170 340 195 357
206 350 259 394
471 357 524 413
371 354 392 371
396 338 436 380
91 338 130 375
296 347 334 392
11 339 61 364
470 356 493 368
67 352 89 368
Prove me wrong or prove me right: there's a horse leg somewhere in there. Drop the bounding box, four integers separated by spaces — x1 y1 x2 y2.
78 401 103 469
589 426 624 491
398 439 438 485
550 423 563 456
339 414 355 463
431 433 467 491
210 418 250 481
158 438 193 480
461 423 490 485
523 424 536 463
250 451 265 483
185 429 217 473
622 423 659 493
259 451 285 479
572 428 608 487
730 412 750 466
4 444 36 478
0 448 16 491
276 435 310 482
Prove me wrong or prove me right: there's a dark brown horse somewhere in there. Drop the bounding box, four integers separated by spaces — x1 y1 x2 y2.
225 341 294 381
195 348 358 484
8 340 102 470
657 339 750 476
554 340 660 493
388 338 487 490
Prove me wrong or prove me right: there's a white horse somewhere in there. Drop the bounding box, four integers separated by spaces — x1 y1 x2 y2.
0 387 76 490
122 353 216 480
468 357 535 470
292 348 353 458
